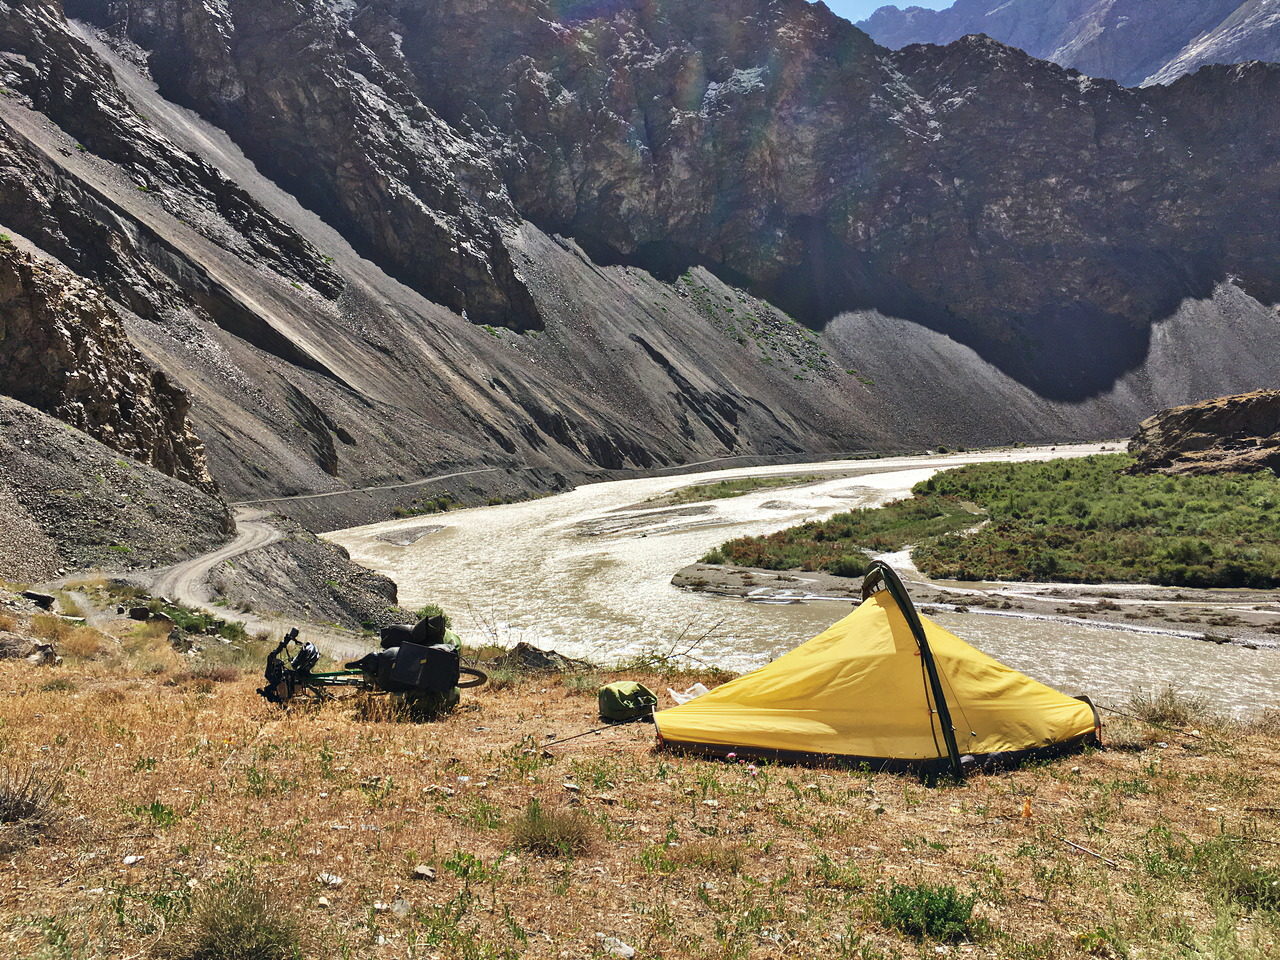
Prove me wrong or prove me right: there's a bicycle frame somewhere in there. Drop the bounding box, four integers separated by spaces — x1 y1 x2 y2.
259 629 377 704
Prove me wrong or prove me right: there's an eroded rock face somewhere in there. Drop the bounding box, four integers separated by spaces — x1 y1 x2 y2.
1129 390 1280 475
71 0 1280 398
0 0 1278 519
859 0 1280 88
0 243 214 491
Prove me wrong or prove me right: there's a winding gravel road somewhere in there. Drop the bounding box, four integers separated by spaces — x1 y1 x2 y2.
149 508 281 606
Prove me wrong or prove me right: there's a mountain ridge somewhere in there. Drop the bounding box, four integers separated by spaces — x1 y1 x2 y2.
0 0 1277 533
858 0 1280 87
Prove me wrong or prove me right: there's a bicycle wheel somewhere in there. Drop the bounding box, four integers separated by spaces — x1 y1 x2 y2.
457 666 488 688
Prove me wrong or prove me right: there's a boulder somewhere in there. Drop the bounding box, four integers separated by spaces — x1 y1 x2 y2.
0 633 60 665
490 642 591 673
20 591 55 610
1128 391 1280 475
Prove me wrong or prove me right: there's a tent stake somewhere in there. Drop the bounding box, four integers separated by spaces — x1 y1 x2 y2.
1055 835 1120 868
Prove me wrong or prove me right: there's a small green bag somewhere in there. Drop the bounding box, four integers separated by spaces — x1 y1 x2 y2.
598 681 659 722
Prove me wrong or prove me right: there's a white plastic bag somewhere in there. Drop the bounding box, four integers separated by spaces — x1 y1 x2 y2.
667 682 710 705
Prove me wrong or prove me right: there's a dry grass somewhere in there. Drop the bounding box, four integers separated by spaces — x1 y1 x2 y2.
0 612 17 633
0 762 62 855
1128 684 1210 727
0 635 1276 959
510 798 595 857
29 612 73 643
61 626 108 658
158 871 302 960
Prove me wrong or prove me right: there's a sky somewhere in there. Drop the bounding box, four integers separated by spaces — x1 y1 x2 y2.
821 0 953 25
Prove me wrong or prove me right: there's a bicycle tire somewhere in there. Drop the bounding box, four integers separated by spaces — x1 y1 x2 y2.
457 666 488 688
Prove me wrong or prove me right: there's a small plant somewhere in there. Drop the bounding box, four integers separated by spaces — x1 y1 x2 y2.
871 882 981 943
134 800 179 827
0 764 62 854
511 799 593 857
414 603 451 627
160 871 301 960
828 554 870 578
1127 685 1209 728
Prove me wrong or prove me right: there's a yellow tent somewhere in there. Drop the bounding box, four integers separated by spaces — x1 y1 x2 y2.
655 563 1099 774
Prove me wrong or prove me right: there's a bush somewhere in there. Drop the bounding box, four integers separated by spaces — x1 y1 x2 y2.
827 554 870 578
871 882 981 942
511 799 593 857
30 614 73 643
61 627 106 658
161 872 301 960
0 764 62 854
1127 685 1210 728
413 603 451 628
661 839 743 874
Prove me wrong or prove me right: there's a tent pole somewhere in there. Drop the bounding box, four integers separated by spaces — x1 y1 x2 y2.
864 562 964 779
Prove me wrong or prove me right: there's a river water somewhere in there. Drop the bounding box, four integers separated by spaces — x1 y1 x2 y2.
328 447 1280 715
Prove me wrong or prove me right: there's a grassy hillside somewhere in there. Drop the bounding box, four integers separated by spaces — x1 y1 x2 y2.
709 455 1280 587
1 593 1278 959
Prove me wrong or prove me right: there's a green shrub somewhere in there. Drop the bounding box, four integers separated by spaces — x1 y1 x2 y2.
511 799 593 857
827 554 870 578
708 454 1280 587
871 882 981 942
161 872 301 960
414 603 451 627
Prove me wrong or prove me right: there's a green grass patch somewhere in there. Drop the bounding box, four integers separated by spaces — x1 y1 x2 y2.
651 475 821 507
912 455 1280 587
706 494 976 575
705 454 1280 587
871 882 983 942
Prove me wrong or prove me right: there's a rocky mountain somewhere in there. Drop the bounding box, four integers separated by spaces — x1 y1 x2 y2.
0 0 1278 533
0 394 231 580
1129 390 1280 475
0 240 213 491
858 0 1280 87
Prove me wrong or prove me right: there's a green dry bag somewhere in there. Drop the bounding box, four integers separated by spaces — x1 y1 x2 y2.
598 681 658 722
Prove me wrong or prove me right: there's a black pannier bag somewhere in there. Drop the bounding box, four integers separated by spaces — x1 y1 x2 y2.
348 641 461 693
379 623 416 649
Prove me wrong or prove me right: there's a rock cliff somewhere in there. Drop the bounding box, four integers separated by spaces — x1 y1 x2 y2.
1129 390 1280 475
859 0 1280 87
0 0 1277 529
0 242 213 491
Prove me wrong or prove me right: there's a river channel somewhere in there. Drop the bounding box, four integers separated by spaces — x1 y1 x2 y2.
328 447 1280 715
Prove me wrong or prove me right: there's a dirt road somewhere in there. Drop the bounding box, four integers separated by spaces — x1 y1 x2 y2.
149 508 281 606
